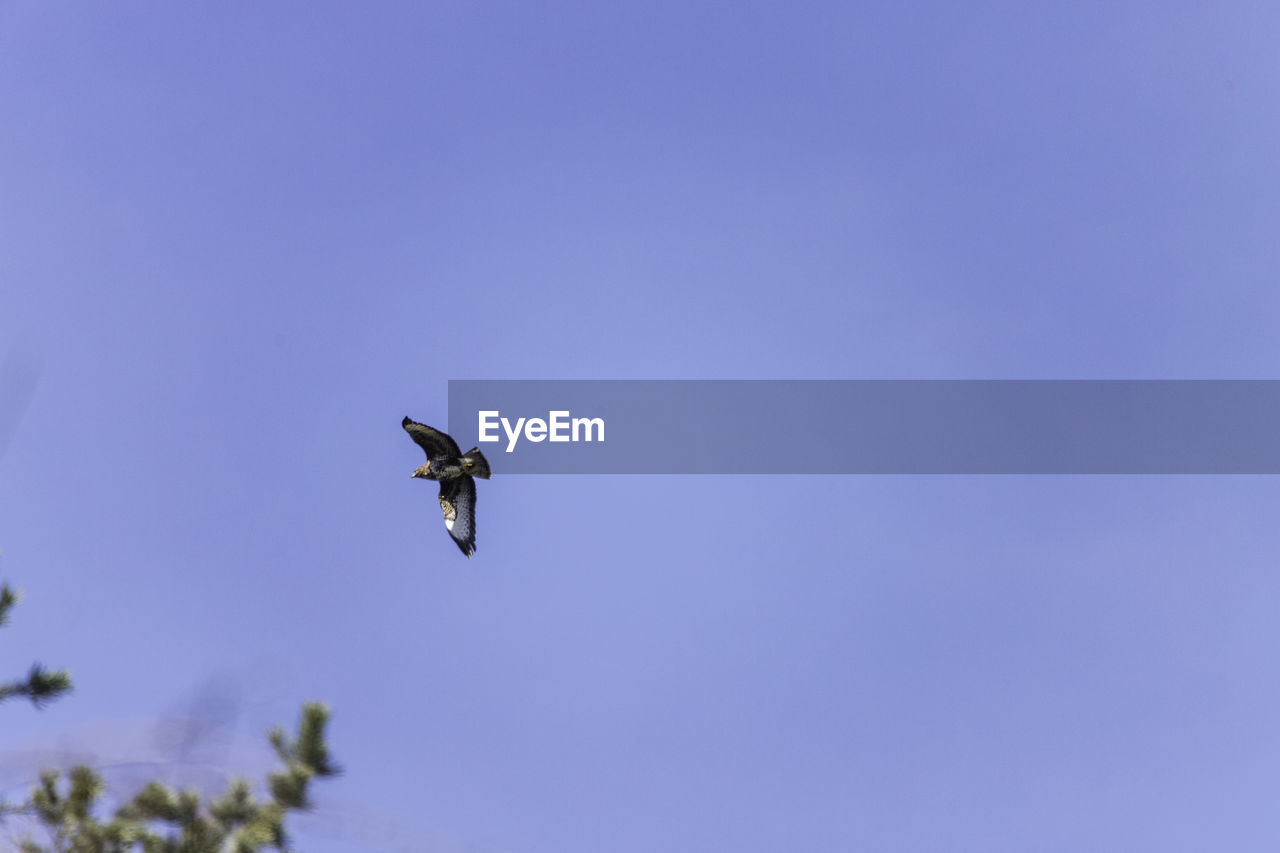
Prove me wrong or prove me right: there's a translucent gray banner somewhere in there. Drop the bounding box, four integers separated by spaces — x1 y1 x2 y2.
446 380 1280 474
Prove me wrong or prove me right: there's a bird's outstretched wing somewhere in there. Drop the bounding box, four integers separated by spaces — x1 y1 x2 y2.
402 416 462 459
438 477 477 558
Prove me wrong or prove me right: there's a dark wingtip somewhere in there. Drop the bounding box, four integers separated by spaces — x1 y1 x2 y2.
402 416 414 430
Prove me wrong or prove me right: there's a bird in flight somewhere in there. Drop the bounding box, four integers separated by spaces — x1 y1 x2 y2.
403 417 491 558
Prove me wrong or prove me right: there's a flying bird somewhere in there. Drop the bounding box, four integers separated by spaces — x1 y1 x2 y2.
403 417 491 558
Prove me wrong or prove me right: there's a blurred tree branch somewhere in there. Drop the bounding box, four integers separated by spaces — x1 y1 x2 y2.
0 584 73 709
2 580 339 852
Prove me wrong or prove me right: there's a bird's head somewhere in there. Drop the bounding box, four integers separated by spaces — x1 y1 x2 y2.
411 463 433 479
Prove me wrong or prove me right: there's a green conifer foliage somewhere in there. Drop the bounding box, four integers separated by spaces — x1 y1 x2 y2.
0 584 72 708
2 581 340 852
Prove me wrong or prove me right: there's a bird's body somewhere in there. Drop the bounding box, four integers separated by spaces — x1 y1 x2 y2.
403 417 490 558
414 457 473 482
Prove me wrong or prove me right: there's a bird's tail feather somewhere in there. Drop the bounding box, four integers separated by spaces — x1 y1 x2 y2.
462 448 491 479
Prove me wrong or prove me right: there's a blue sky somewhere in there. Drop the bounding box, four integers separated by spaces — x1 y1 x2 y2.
3 2 1280 851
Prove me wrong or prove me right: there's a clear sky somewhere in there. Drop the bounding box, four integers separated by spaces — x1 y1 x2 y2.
3 2 1280 851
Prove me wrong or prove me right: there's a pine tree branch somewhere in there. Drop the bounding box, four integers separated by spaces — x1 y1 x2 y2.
3 576 340 851
0 582 72 710
0 583 18 627
0 664 73 708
